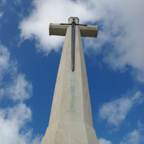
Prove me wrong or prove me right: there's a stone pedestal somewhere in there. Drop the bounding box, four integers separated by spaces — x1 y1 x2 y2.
41 17 99 144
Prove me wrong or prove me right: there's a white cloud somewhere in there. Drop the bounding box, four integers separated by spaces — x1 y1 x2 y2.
0 45 32 101
100 128 144 144
0 12 3 18
99 138 113 144
19 0 144 82
99 122 144 144
0 45 10 73
0 103 41 144
19 0 100 54
120 130 143 144
6 74 32 101
99 91 143 126
0 44 41 143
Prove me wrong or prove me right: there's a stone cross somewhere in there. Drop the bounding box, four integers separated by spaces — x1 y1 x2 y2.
49 17 98 71
41 17 99 144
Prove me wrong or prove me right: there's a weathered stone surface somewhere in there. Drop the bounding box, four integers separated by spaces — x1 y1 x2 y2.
41 17 99 144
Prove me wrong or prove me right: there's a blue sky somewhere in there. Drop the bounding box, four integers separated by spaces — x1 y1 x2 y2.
0 0 144 144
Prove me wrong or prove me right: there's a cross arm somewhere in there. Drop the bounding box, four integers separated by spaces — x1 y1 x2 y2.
49 23 98 38
49 23 69 36
78 25 98 38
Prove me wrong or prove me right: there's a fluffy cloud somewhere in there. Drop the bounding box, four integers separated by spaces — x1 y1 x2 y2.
6 74 32 101
19 0 109 54
19 0 144 82
0 103 41 144
120 130 141 144
0 44 41 143
100 126 144 144
0 45 10 75
0 12 3 18
99 91 143 126
120 122 144 144
120 126 144 144
99 138 113 144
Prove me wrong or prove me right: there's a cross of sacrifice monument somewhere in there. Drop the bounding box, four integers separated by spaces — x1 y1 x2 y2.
41 17 99 144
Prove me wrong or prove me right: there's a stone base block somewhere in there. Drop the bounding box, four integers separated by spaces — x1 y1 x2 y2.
41 122 99 144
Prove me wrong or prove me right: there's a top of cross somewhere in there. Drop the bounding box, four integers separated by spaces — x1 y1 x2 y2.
68 17 79 24
60 17 87 27
49 17 98 38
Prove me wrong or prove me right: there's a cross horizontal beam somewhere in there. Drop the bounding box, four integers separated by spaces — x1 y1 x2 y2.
49 23 98 37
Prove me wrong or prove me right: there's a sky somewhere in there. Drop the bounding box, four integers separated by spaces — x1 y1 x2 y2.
0 0 144 144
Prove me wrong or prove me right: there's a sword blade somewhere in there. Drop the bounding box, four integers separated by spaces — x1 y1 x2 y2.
71 22 75 71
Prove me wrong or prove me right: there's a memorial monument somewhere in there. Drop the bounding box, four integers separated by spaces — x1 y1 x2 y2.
41 17 99 144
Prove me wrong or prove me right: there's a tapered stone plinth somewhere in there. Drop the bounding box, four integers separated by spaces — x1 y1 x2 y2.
41 17 99 144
